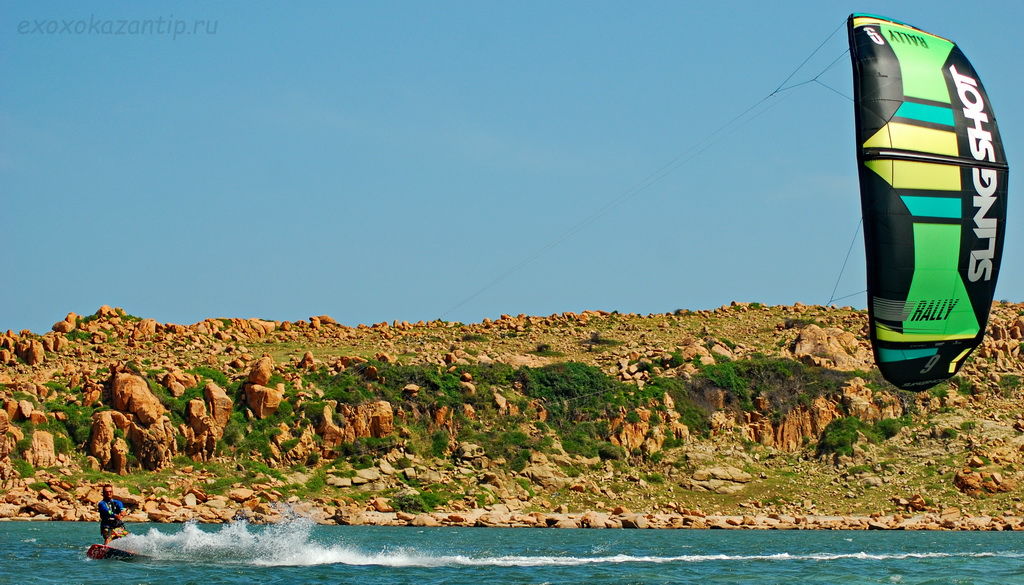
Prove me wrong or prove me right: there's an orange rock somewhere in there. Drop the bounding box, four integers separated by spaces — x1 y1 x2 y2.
244 384 283 419
15 339 45 366
204 382 233 427
247 356 274 386
110 373 166 425
25 430 57 467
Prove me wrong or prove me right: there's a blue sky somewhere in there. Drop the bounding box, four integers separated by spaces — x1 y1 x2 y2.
2 1 1021 333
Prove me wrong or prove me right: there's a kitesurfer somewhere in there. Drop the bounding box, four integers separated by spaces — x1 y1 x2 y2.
98 484 128 545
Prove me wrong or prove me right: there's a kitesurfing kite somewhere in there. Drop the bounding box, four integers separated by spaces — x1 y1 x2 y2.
847 14 1008 390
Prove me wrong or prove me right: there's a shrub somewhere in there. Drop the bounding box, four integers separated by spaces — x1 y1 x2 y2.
645 377 711 437
392 493 429 513
44 401 95 446
531 343 564 357
430 430 450 458
517 362 629 419
665 351 686 368
818 417 865 457
187 366 231 388
874 417 911 439
597 443 626 461
13 459 35 478
304 471 326 492
65 330 91 342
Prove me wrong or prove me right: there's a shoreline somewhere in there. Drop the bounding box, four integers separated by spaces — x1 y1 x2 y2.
4 477 1022 532
3 491 1021 531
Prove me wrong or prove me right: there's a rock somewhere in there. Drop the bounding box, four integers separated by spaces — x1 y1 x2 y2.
14 400 33 422
862 476 884 488
410 513 441 527
327 476 352 488
111 373 166 425
15 339 45 366
317 406 345 448
297 351 315 369
131 319 159 339
684 466 753 494
581 511 612 528
25 431 56 468
245 384 283 418
204 382 233 427
456 442 485 460
355 467 381 482
522 462 569 489
127 418 176 470
620 513 649 529
790 324 872 370
248 356 274 386
52 313 78 334
88 411 117 469
184 399 219 460
336 401 394 441
110 438 130 475
229 488 255 502
553 516 581 529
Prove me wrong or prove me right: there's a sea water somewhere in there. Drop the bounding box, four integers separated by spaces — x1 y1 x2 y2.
1 519 1022 585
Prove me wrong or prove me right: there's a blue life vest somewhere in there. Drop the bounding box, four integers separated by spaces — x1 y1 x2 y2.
98 499 125 528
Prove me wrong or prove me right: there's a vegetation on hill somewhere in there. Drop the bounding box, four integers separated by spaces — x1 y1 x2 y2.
1 302 1022 520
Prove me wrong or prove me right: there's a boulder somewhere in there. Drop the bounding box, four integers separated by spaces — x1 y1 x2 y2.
127 418 176 470
248 356 275 386
184 399 219 460
204 382 233 427
15 339 45 366
229 488 255 502
522 462 569 489
111 373 166 425
410 513 442 527
245 384 283 419
131 319 159 339
790 324 872 370
110 438 130 475
25 431 57 468
14 400 33 422
684 466 754 494
88 411 117 468
317 406 346 448
337 401 394 441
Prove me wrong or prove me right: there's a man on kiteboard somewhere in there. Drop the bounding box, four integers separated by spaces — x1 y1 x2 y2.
98 484 128 545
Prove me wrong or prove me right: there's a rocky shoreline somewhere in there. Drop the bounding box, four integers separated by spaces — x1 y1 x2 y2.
3 481 1022 531
3 304 1022 535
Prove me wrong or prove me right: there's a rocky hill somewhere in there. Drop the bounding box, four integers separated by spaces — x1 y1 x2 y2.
1 302 1022 530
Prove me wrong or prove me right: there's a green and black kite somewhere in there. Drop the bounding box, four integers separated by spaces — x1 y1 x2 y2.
848 14 1008 390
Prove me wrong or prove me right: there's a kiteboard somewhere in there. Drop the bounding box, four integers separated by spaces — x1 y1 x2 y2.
86 544 141 560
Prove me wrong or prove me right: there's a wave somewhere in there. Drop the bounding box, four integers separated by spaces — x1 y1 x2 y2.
113 519 1024 568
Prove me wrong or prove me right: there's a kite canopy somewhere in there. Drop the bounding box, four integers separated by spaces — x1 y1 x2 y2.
847 14 1008 390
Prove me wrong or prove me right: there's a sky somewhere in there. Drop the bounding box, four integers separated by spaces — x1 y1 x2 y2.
2 0 1022 333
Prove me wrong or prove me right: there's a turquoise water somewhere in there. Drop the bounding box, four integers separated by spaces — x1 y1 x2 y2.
2 520 1022 585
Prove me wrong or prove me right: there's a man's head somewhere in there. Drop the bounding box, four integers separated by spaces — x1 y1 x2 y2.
102 484 114 500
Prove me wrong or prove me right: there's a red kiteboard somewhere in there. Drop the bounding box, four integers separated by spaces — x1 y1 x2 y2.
86 544 139 560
